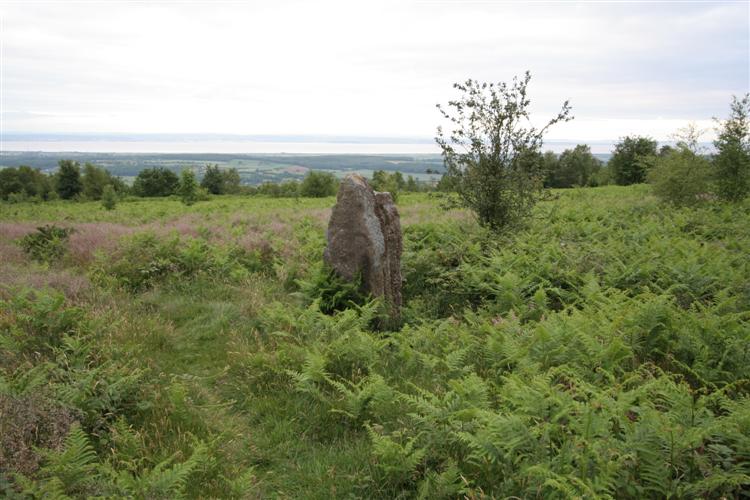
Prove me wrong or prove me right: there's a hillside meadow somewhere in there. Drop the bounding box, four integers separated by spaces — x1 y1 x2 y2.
1 185 749 498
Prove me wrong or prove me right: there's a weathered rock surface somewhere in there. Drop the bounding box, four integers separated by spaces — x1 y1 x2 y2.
324 174 402 321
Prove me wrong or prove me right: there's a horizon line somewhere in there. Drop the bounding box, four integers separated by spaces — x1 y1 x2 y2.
3 132 634 146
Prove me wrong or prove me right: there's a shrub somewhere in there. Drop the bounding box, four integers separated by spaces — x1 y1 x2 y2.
649 148 712 206
178 170 199 205
299 171 338 198
435 71 572 231
256 180 300 198
713 94 750 202
19 225 74 263
370 170 401 201
101 185 117 210
6 192 28 204
132 167 179 197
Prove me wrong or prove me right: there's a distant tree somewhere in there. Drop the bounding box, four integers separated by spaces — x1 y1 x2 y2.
300 171 338 197
548 145 602 188
81 163 111 200
370 170 389 191
405 175 419 192
109 175 129 196
713 94 750 202
392 171 406 190
436 172 458 192
221 168 242 194
541 151 558 188
672 122 708 154
435 71 572 231
0 166 52 200
132 167 179 197
0 168 23 199
22 166 53 199
55 160 83 200
178 169 199 205
256 182 279 197
591 166 613 187
257 180 300 198
101 184 117 210
609 136 658 185
369 170 404 200
82 163 127 199
658 145 676 157
201 164 224 194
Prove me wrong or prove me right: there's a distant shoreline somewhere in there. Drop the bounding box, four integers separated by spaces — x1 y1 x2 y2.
0 141 442 155
0 141 618 155
0 133 627 155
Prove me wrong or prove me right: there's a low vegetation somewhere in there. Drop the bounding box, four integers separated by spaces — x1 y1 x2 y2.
1 184 748 497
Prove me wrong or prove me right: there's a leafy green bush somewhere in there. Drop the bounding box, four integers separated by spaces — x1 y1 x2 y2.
299 171 338 198
132 167 179 197
177 169 199 206
649 148 713 206
370 170 403 201
435 72 572 231
101 184 117 210
19 225 74 263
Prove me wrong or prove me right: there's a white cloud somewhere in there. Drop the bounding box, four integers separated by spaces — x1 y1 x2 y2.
1 0 747 141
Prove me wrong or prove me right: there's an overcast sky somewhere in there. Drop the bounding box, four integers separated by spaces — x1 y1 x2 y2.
1 0 748 143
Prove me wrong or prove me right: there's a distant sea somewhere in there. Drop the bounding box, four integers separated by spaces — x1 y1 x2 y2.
0 134 616 155
2 140 440 155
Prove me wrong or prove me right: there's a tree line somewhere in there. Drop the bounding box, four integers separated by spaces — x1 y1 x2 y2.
0 159 431 208
435 71 749 231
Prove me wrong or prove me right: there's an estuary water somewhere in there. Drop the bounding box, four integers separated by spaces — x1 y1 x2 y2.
1 140 442 155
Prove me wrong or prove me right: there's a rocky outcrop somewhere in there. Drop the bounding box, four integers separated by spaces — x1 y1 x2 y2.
323 174 402 323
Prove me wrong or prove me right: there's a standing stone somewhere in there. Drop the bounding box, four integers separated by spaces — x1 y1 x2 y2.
324 174 402 323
